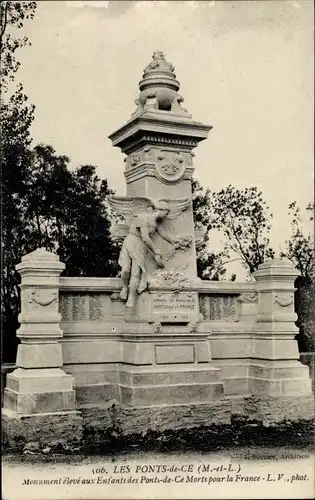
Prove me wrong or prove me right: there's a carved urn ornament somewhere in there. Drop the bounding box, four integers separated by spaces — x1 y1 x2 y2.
134 51 188 115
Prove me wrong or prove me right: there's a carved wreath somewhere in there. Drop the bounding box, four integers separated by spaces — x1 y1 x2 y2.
29 291 57 306
274 295 294 307
150 270 189 293
237 292 258 303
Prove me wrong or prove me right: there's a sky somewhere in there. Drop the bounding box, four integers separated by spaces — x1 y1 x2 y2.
12 0 314 274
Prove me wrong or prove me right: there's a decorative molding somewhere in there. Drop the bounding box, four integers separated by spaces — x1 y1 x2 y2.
59 277 257 294
237 292 258 304
110 292 123 302
274 294 294 307
125 147 155 171
153 322 163 334
29 291 57 306
123 135 200 154
189 322 199 333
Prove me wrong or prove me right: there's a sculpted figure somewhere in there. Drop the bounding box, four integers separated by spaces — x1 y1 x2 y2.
108 196 191 308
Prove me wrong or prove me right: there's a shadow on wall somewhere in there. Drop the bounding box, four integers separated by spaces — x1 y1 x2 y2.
300 353 315 393
295 278 314 353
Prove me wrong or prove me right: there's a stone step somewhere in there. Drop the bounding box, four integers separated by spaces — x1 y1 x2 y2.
3 387 75 414
75 383 118 405
120 381 224 406
119 367 221 386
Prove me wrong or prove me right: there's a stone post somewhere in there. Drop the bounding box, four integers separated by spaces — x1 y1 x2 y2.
250 258 312 397
3 248 76 414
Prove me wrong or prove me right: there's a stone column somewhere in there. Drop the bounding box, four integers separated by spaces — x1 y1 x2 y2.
250 258 312 397
3 248 76 414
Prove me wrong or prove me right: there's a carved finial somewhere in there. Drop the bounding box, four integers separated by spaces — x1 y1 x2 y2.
144 51 175 75
131 52 190 117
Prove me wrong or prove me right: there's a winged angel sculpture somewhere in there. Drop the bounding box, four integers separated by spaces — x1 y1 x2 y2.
108 196 192 308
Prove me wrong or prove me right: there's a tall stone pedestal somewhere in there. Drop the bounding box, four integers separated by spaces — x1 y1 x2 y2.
3 249 78 421
109 52 211 280
250 259 312 397
119 315 223 406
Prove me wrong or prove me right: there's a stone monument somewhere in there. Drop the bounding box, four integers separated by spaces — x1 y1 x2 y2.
107 51 224 405
2 52 313 451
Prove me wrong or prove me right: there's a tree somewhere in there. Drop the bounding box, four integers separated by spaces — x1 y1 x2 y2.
1 1 36 89
207 185 274 275
24 144 120 277
192 182 274 278
1 3 119 362
1 1 37 363
281 202 314 284
2 142 121 362
281 202 314 352
192 179 229 280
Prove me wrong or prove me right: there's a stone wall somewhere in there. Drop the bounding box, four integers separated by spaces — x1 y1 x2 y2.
2 250 313 452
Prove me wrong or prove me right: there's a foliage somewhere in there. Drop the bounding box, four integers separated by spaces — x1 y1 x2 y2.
0 1 36 90
192 180 229 280
24 144 120 277
207 185 275 275
1 1 37 362
192 181 274 278
2 142 120 362
281 202 314 284
1 3 119 362
281 202 314 352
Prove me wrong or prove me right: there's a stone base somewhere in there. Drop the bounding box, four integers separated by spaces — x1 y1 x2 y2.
240 395 315 425
4 368 76 414
118 364 224 406
211 359 313 397
2 394 314 452
2 408 83 451
248 360 312 396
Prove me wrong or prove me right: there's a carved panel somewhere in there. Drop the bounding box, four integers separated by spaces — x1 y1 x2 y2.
89 294 103 321
59 294 73 321
199 294 238 322
60 293 113 321
72 294 88 321
126 147 155 171
150 291 198 323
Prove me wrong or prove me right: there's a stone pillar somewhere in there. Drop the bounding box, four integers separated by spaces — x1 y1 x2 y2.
109 51 211 281
250 258 312 396
3 248 76 414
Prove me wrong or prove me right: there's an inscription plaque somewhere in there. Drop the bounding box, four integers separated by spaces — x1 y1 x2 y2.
151 292 198 323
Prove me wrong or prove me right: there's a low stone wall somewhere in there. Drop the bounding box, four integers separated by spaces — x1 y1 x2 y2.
2 251 313 454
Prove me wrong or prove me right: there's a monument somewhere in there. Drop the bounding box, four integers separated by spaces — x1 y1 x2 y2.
106 51 224 405
2 52 313 450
